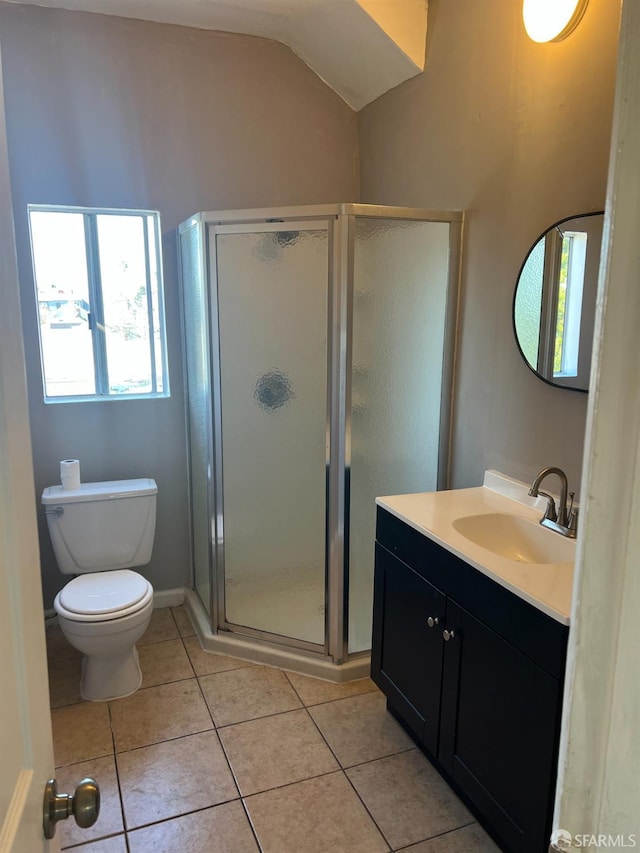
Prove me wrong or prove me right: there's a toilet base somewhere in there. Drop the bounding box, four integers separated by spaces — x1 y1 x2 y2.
80 645 143 702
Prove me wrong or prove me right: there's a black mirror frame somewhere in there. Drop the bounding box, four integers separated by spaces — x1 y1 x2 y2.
512 210 604 394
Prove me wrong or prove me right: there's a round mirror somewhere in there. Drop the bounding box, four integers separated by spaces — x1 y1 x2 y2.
513 211 603 392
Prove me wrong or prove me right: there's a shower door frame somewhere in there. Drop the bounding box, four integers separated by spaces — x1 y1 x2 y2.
208 215 339 658
187 204 463 665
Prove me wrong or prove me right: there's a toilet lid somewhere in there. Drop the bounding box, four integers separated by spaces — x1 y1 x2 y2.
58 570 150 616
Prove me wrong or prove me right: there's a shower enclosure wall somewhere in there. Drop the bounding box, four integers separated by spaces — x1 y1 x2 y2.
179 204 462 676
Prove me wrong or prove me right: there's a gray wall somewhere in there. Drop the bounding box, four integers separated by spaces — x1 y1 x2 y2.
359 0 620 492
0 0 621 608
0 3 359 608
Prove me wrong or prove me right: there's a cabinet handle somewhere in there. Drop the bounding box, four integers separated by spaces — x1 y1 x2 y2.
443 629 456 641
427 616 439 628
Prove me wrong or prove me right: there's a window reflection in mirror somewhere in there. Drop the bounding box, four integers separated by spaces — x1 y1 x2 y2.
513 212 603 392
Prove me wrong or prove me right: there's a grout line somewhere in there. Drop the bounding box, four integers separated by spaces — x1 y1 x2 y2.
184 644 256 678
393 819 478 851
136 673 196 691
190 661 255 677
282 670 380 708
136 635 182 649
341 769 394 852
209 703 307 730
239 798 266 853
180 634 198 679
123 795 242 834
61 830 127 850
297 693 397 852
111 724 216 757
139 635 184 647
240 767 345 801
341 744 417 771
214 726 264 852
192 665 217 729
112 726 218 757
107 700 130 844
51 699 87 711
52 667 199 711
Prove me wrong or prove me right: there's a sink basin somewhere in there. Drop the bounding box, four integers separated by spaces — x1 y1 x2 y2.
452 512 575 564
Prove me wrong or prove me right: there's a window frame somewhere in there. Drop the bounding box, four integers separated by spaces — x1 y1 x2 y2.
28 204 170 403
553 230 587 379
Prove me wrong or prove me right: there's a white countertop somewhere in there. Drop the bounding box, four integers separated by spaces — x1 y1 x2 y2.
376 471 575 625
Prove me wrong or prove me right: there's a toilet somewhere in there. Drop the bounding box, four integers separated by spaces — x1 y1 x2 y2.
42 478 157 702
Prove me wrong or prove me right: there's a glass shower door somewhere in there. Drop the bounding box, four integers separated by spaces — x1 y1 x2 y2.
212 224 330 648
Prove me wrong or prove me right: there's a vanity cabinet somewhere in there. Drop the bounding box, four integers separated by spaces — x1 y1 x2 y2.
371 508 569 853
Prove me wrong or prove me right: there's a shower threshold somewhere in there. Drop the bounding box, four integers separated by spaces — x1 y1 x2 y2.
183 589 371 683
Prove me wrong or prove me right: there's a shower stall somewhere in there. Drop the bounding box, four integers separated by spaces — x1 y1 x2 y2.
178 204 462 677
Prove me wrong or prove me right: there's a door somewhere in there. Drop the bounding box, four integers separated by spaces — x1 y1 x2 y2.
0 76 57 851
371 544 446 752
439 601 561 853
211 222 331 651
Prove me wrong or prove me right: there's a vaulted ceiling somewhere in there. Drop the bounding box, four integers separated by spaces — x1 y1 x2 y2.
4 0 428 110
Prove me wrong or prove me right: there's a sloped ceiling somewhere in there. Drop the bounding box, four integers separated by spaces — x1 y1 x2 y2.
4 0 428 110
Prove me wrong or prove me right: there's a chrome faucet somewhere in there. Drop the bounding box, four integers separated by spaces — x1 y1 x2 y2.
528 466 578 538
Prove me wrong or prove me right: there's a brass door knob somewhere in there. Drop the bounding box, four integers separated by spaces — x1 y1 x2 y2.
43 777 100 839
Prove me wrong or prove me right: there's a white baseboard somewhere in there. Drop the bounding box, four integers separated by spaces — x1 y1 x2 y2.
152 588 186 609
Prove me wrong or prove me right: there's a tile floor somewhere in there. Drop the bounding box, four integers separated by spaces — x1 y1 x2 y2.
47 607 501 853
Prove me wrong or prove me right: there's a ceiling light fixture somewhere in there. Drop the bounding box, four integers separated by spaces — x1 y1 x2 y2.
523 0 589 43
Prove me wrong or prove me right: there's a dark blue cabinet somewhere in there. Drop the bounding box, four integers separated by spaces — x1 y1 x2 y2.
371 508 568 853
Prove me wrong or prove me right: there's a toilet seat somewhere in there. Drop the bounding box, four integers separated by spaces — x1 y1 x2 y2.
55 570 153 623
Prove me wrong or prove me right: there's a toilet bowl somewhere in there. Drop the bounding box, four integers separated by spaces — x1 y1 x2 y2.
42 478 157 702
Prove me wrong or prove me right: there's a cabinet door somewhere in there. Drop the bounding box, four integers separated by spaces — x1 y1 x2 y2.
371 544 446 753
439 600 562 853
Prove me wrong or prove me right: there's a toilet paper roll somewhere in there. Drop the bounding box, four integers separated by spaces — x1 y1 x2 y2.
60 459 81 491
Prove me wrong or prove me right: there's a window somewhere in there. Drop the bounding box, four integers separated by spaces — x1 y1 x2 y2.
29 206 169 401
553 230 587 379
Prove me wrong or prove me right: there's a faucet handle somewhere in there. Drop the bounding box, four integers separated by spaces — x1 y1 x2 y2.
538 491 557 522
567 505 579 535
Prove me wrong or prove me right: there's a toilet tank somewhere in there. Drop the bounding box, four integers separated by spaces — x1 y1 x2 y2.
42 478 157 575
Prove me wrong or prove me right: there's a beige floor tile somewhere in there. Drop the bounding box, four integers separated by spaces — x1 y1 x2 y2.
46 624 82 662
309 691 413 767
347 750 473 850
49 655 84 709
199 665 302 727
138 608 179 645
285 671 379 706
399 823 500 852
127 801 259 853
183 635 253 676
219 708 338 795
117 730 238 829
109 678 213 752
137 638 194 688
245 771 389 853
56 756 123 849
171 605 196 637
64 836 127 853
52 702 113 767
